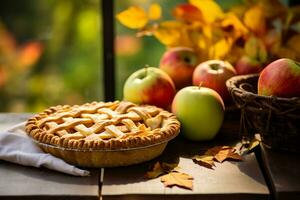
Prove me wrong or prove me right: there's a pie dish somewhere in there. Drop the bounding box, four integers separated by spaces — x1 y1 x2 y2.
25 101 180 167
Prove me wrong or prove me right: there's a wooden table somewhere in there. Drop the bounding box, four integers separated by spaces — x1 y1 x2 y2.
0 112 296 200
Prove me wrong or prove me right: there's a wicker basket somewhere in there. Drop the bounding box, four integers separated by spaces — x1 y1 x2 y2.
226 74 300 153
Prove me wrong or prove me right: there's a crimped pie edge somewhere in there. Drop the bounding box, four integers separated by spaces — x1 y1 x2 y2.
25 102 180 151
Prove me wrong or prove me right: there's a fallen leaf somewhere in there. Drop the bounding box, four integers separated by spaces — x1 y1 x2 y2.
205 145 243 163
161 162 180 172
161 172 193 190
145 161 179 179
193 155 215 169
205 146 231 156
145 162 165 179
116 6 148 29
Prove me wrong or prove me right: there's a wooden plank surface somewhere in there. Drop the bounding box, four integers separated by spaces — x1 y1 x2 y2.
0 113 100 200
101 114 270 200
0 161 100 200
260 144 300 200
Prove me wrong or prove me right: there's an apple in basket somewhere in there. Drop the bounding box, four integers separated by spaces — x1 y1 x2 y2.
192 60 236 102
235 55 263 75
258 58 300 97
123 67 176 109
159 47 198 89
172 86 225 141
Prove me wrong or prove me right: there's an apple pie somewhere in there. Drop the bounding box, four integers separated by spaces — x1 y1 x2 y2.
25 101 180 167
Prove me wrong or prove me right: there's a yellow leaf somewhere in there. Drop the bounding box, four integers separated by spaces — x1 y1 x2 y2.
221 12 248 39
148 3 161 20
193 155 215 169
189 0 224 23
244 5 266 35
209 38 232 59
116 6 148 29
153 21 188 47
161 172 193 190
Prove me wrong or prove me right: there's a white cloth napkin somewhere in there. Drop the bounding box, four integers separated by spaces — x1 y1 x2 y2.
0 122 90 176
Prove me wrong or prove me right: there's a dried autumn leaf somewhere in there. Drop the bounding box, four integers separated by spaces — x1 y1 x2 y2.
247 138 261 152
226 151 243 161
161 162 179 172
205 146 231 156
116 6 148 29
205 145 243 163
145 162 165 179
161 172 193 190
145 161 180 179
172 4 204 23
193 155 215 169
189 0 224 23
244 4 266 35
148 3 161 20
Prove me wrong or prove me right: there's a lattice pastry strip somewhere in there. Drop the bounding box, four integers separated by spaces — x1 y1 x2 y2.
25 101 181 152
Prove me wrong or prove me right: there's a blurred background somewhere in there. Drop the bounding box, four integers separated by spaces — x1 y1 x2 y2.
0 0 295 112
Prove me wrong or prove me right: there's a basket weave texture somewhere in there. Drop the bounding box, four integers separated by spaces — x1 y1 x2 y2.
226 74 300 153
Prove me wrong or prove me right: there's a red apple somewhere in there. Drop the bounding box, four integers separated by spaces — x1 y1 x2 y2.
258 58 300 97
192 60 236 102
159 47 198 89
235 56 263 75
123 67 176 109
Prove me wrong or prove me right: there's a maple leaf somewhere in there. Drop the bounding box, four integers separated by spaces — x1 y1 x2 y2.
193 155 215 169
145 161 179 179
145 162 165 179
205 146 243 163
116 6 148 29
161 172 193 190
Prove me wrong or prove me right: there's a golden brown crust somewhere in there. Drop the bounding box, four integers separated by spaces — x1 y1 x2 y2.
25 101 180 151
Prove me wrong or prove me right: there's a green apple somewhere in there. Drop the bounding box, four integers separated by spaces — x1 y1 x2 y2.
171 86 225 141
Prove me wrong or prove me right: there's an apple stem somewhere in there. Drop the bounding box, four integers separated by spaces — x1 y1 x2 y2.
144 64 149 77
198 82 203 89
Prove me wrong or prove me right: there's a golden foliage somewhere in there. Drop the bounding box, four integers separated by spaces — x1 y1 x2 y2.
161 171 194 190
116 0 300 63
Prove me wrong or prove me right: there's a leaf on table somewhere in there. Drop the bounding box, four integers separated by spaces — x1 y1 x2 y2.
145 162 165 179
193 155 215 169
161 171 193 190
241 137 261 154
205 145 243 163
145 161 179 179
